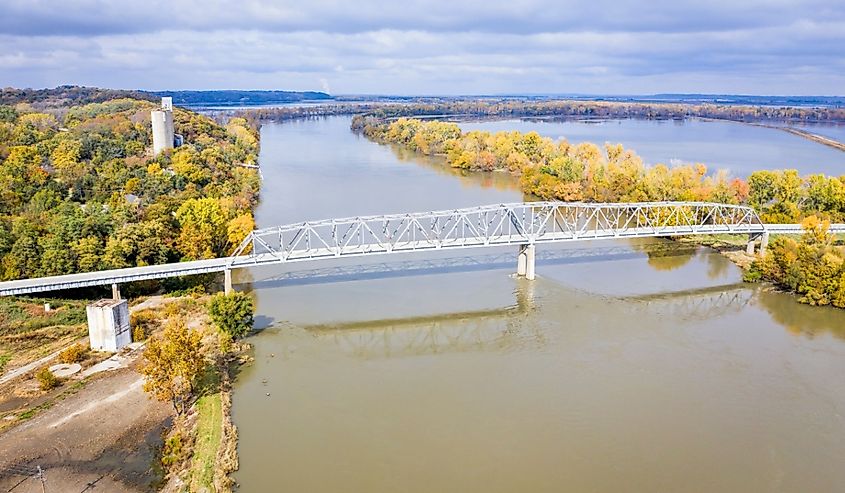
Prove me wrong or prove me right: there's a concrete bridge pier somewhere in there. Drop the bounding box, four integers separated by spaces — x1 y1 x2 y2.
746 232 771 256
746 235 755 255
111 283 121 300
224 268 233 295
517 244 536 280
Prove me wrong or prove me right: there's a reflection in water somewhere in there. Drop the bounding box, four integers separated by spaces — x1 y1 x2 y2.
626 238 697 271
757 289 845 340
625 238 732 280
387 144 521 193
623 284 754 321
304 284 541 359
277 281 754 361
310 314 540 359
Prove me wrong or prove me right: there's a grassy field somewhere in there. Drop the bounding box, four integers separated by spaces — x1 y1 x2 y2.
189 362 225 491
0 297 88 371
190 391 223 490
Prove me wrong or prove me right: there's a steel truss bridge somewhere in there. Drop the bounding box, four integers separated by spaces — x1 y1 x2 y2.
0 201 843 297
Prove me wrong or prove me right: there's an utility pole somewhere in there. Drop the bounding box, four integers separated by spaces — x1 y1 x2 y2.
36 466 46 493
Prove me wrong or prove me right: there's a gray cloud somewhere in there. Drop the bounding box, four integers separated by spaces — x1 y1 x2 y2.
1 0 843 94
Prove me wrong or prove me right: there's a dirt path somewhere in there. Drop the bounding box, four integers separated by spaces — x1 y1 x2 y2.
0 367 172 493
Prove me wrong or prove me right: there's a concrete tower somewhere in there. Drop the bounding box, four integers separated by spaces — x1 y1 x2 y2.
151 97 175 155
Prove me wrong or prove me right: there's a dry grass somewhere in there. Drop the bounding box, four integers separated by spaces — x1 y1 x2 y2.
0 297 88 371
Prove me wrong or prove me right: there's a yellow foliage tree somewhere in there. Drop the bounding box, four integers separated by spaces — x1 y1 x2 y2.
175 198 229 260
227 212 255 254
140 319 206 415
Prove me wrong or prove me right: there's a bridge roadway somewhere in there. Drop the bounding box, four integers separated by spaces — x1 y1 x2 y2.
0 201 843 297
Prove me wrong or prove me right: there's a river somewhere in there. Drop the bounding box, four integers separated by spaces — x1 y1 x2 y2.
231 116 845 492
459 118 845 176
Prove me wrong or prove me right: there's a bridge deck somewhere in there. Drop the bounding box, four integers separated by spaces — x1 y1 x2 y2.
0 201 842 297
0 258 231 296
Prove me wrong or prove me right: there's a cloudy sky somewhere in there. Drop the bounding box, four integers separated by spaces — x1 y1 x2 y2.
1 0 844 95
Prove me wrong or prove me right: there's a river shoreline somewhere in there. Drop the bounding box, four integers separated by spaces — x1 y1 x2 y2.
741 121 845 152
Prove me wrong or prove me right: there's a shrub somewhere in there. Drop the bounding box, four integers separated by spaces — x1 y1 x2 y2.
58 343 87 364
133 325 147 342
36 367 60 390
207 292 254 340
757 216 845 308
160 432 184 467
163 302 183 318
131 309 157 341
743 261 764 283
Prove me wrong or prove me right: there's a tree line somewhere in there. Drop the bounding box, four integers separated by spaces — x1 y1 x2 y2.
354 117 845 223
238 98 845 129
355 116 845 308
0 98 260 281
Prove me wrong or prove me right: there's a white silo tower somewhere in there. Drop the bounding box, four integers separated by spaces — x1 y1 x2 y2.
151 97 175 155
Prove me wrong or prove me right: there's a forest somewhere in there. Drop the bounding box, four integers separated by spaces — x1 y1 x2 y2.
354 116 845 223
245 98 845 126
0 98 260 282
0 86 156 109
355 116 845 308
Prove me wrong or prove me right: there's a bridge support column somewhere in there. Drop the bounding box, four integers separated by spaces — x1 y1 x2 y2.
224 268 233 295
746 234 756 255
111 283 121 300
525 244 535 280
517 245 527 276
517 244 535 280
759 232 770 255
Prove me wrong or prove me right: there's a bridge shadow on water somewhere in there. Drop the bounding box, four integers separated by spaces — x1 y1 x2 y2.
266 278 755 360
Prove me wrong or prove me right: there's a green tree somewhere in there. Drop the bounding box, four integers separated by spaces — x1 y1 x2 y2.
3 218 42 279
207 291 254 340
73 236 102 272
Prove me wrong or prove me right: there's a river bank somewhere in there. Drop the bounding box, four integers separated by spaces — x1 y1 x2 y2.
749 122 845 152
0 296 188 491
0 291 251 492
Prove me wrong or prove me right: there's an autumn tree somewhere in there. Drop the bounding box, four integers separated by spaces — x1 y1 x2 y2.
0 97 260 282
754 216 845 308
226 212 255 254
140 319 206 415
175 198 229 260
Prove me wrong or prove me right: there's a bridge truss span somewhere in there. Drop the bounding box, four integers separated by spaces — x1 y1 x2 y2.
229 201 766 267
3 201 843 297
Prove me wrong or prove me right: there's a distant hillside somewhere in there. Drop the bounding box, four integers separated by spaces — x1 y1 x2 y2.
155 90 333 107
1 86 332 109
0 85 156 108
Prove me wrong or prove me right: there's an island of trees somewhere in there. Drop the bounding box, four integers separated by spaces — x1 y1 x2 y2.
353 116 845 308
243 98 845 126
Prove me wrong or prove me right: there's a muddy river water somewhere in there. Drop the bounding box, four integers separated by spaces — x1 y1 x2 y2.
231 116 845 492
